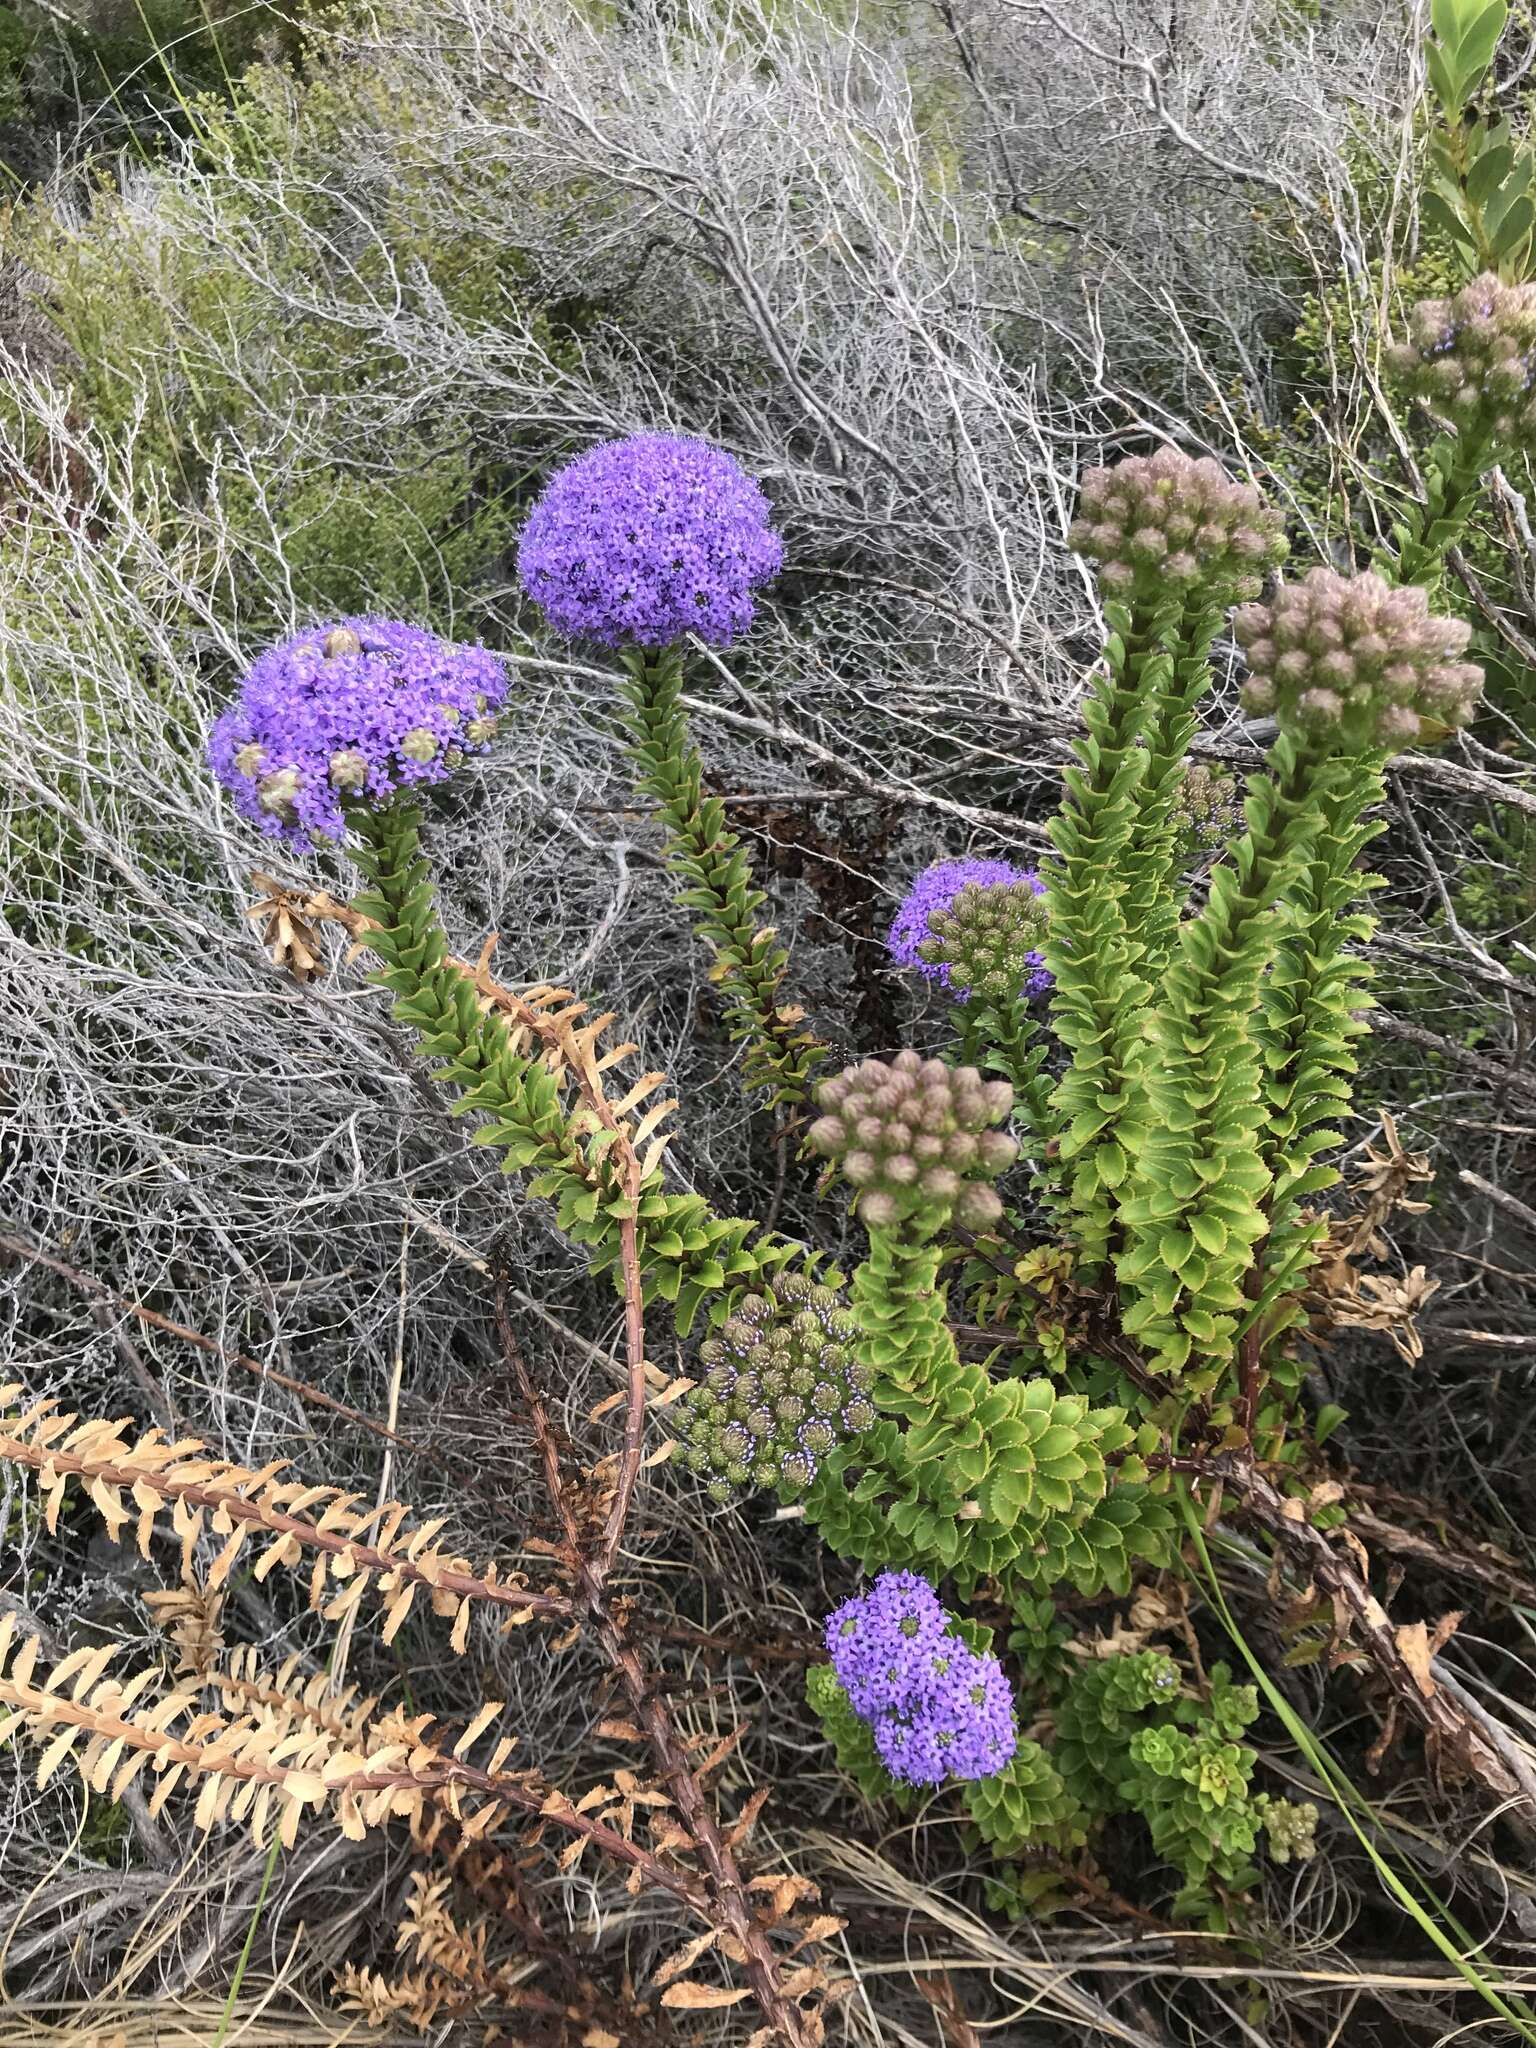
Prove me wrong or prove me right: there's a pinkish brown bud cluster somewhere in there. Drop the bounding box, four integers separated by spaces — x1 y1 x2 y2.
1068 446 1287 604
1232 568 1483 753
807 1049 1016 1232
1385 273 1536 451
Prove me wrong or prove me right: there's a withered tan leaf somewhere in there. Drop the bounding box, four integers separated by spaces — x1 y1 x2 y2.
660 1981 751 2010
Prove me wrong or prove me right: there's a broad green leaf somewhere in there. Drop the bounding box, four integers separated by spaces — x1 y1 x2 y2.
1454 0 1508 83
1493 192 1535 257
1466 138 1516 205
1313 1403 1348 1447
1426 41 1466 118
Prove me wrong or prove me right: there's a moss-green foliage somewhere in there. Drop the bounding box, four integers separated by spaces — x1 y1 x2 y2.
804 1661 913 1809
3 48 565 633
1052 1653 1312 1925
0 0 302 171
963 1740 1087 1852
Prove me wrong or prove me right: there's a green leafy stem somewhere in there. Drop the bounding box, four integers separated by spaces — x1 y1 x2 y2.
620 646 824 1108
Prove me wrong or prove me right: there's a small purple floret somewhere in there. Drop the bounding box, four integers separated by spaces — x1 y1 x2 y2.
823 1570 1018 1787
516 433 783 648
889 859 1050 998
208 618 509 848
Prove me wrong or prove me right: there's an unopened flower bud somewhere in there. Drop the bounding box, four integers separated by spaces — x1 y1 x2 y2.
1386 272 1536 458
1233 567 1483 754
328 749 370 791
257 768 301 818
808 1048 1016 1229
1070 446 1286 606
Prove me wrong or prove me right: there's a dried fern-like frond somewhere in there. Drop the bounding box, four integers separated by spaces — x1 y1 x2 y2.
336 1871 552 2032
143 1577 224 1678
0 1612 713 1895
0 1387 569 1654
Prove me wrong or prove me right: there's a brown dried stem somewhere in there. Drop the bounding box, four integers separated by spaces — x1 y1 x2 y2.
1200 1449 1536 1831
492 1258 820 2048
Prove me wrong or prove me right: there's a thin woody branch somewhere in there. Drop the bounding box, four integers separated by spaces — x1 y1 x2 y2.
492 1261 821 2048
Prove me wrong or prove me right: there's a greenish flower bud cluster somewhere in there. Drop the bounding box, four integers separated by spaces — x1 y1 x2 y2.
915 877 1051 1004
1259 1794 1320 1865
807 1050 1016 1232
1069 446 1288 604
1168 759 1241 849
675 1273 873 1500
1234 568 1483 752
1385 272 1536 453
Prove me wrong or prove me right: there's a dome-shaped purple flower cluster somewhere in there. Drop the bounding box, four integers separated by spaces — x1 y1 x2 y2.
1069 446 1287 604
1233 568 1483 753
516 433 783 648
891 859 1050 1003
1385 273 1536 452
209 619 509 847
824 1572 1018 1786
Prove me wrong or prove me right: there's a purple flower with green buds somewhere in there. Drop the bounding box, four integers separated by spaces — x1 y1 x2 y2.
824 1572 1019 1786
516 433 783 648
1233 568 1483 753
807 1049 1016 1232
890 859 1050 1003
1385 273 1536 453
208 619 508 847
1069 446 1287 605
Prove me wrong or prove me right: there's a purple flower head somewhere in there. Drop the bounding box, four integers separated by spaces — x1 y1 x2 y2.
873 1644 1019 1786
823 1572 1019 1786
516 433 783 648
209 619 509 848
889 860 1050 1002
826 1570 947 1717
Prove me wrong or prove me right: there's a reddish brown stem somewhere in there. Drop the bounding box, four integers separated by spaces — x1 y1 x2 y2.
493 1257 814 2048
596 1208 649 1586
